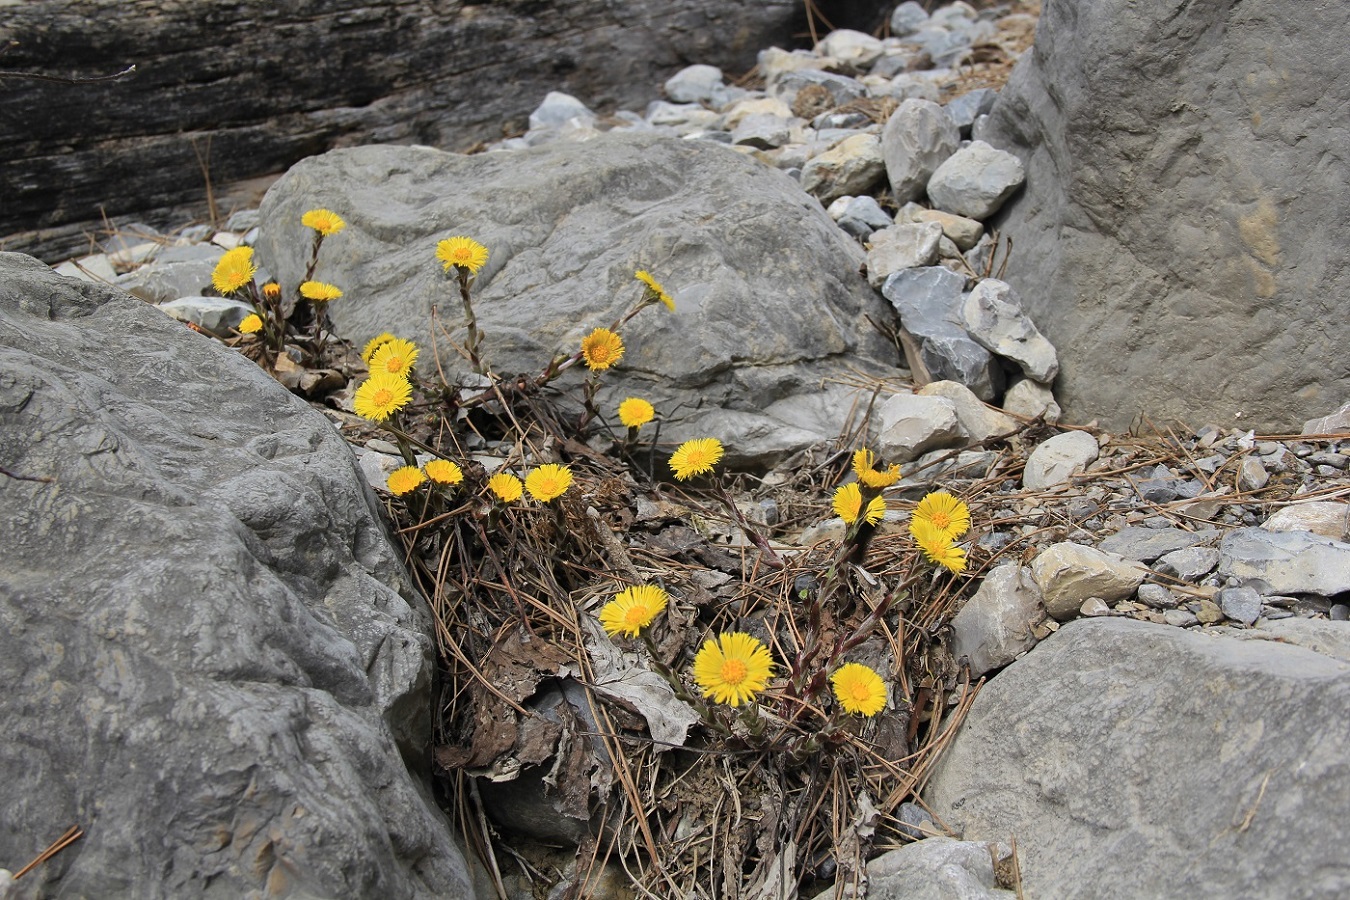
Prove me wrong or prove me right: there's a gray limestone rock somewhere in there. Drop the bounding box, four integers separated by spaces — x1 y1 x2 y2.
960 278 1058 382
769 69 867 112
801 133 886 204
1303 402 1350 435
528 91 596 131
663 64 724 103
257 133 899 466
731 113 792 150
1097 526 1214 563
1218 585 1263 626
1262 502 1350 542
951 564 1045 677
980 0 1350 431
1022 430 1098 491
917 380 1016 443
881 99 961 205
836 195 894 239
926 618 1350 899
944 88 999 138
881 266 1002 401
889 1 930 37
1032 542 1148 621
1218 527 1350 596
926 141 1025 221
1001 377 1061 423
866 222 943 286
899 205 985 251
156 295 256 337
809 837 1016 900
1154 546 1221 582
873 392 964 463
0 253 474 898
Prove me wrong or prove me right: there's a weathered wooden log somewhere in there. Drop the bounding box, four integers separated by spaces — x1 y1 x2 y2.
1 0 884 262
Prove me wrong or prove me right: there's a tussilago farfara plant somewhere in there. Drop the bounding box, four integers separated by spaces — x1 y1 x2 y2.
220 216 989 896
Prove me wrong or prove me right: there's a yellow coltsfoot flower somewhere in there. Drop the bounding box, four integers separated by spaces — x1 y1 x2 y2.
598 585 669 638
911 518 967 574
910 491 970 541
300 280 343 303
387 465 425 496
352 373 412 422
369 338 419 379
436 236 489 274
301 208 346 236
525 463 573 502
635 270 675 311
618 397 655 429
238 313 263 334
852 448 901 488
211 246 256 295
424 459 463 486
581 328 625 371
692 632 775 707
832 482 886 526
487 472 524 503
669 437 723 481
830 662 887 716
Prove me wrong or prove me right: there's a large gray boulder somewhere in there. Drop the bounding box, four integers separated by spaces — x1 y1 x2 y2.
927 618 1350 899
0 253 475 898
982 0 1350 431
1 0 806 263
256 132 900 465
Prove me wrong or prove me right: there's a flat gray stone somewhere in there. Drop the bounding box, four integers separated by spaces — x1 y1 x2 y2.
927 618 1350 899
917 379 1016 443
1001 377 1061 423
663 64 724 103
1218 527 1350 596
1154 546 1221 582
156 295 256 337
1262 502 1350 542
1218 585 1263 626
1098 526 1214 563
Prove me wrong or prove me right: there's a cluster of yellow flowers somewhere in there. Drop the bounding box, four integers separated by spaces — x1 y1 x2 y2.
353 334 419 422
385 457 576 504
387 458 464 496
909 491 970 574
212 208 350 347
596 586 886 715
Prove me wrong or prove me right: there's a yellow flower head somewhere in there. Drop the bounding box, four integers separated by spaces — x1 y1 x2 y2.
487 472 524 503
598 585 669 638
852 448 901 489
361 332 397 363
525 463 573 502
370 338 419 378
353 373 412 422
387 465 426 496
262 281 281 300
238 313 263 334
437 236 489 274
424 459 463 486
910 491 970 541
301 208 346 236
211 246 256 295
692 632 775 707
618 397 655 429
832 483 887 526
300 280 343 303
581 328 625 371
831 663 887 716
669 437 723 481
912 519 967 574
635 270 675 311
